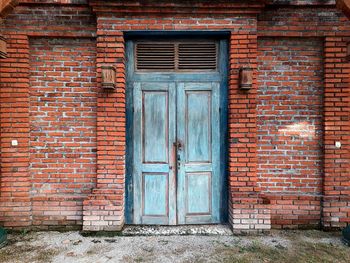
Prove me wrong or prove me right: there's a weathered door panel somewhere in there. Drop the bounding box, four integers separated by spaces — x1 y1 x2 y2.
176 82 221 224
133 82 177 225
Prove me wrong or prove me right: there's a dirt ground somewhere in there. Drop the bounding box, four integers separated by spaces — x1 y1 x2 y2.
0 229 349 263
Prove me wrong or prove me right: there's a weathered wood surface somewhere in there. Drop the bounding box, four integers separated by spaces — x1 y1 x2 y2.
337 0 350 19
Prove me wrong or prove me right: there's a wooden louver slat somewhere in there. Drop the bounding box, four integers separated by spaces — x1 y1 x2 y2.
135 41 218 71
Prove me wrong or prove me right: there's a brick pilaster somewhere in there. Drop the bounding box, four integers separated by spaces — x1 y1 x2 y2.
0 34 31 227
83 33 126 231
228 31 271 232
322 37 350 229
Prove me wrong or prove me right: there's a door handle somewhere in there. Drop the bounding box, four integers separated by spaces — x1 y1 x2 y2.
176 141 182 170
177 154 181 170
172 141 182 171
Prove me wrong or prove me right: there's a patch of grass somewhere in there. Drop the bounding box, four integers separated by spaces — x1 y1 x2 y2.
220 241 287 263
32 248 58 263
86 250 95 255
80 231 123 238
134 256 145 262
122 255 150 263
212 240 232 248
214 238 350 263
0 242 59 263
20 229 29 237
295 230 341 239
291 241 350 263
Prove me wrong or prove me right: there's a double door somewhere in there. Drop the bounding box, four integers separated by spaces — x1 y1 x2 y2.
132 81 222 224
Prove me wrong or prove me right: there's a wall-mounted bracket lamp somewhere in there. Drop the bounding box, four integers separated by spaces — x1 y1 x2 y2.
239 67 253 90
346 42 350 61
101 66 116 89
0 35 7 59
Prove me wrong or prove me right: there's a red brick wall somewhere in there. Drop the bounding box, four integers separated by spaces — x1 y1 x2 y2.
0 1 349 231
0 3 96 228
258 7 350 37
257 38 324 228
258 6 350 229
2 5 96 36
29 38 97 229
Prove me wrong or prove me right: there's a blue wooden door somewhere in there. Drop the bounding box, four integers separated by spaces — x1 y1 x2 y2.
133 82 177 225
176 82 221 224
132 81 222 225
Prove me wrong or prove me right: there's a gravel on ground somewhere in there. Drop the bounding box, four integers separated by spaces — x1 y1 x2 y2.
0 229 349 263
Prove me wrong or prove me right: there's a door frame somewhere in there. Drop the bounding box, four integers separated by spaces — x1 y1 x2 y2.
125 31 229 224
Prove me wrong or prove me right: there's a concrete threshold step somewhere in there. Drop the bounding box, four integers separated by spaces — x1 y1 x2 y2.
121 224 233 236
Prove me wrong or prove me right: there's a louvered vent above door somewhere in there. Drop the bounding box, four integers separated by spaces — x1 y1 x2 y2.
136 43 176 70
135 41 218 72
178 42 217 70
